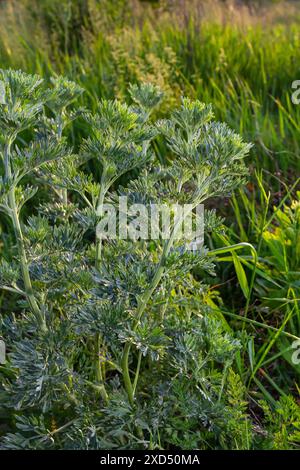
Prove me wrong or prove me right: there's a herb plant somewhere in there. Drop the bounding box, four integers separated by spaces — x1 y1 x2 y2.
0 68 293 450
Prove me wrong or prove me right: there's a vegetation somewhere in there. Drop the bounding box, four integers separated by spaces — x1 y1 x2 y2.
0 0 299 450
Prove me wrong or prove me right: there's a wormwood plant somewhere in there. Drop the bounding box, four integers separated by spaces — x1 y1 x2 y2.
0 68 272 450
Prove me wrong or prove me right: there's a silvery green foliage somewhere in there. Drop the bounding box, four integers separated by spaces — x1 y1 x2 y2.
80 99 158 193
0 69 44 137
0 70 256 450
156 98 252 203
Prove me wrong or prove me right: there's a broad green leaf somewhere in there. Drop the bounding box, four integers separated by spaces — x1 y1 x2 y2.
232 252 249 299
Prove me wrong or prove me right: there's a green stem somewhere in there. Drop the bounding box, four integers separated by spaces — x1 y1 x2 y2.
4 142 12 180
94 332 108 403
95 165 107 270
244 188 270 319
94 166 109 399
209 241 257 319
56 115 68 205
132 350 142 397
121 209 190 405
5 140 47 332
9 190 46 331
62 188 68 205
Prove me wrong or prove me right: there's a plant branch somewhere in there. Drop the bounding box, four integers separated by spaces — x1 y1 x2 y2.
5 140 47 332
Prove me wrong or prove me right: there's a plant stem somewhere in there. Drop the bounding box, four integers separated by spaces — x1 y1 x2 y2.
94 166 109 400
56 115 68 205
10 192 45 331
5 140 47 332
132 350 142 397
62 188 68 205
95 165 107 270
121 210 190 405
8 192 46 330
94 332 108 403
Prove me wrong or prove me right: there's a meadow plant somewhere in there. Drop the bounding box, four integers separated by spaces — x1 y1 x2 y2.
0 69 297 450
